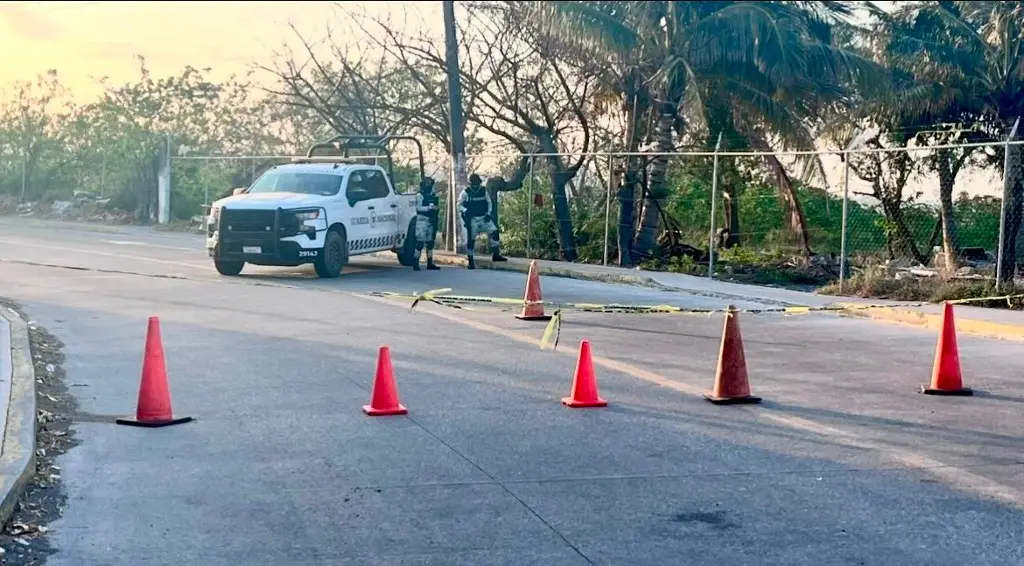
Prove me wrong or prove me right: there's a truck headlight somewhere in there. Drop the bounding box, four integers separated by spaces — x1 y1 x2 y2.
294 210 319 221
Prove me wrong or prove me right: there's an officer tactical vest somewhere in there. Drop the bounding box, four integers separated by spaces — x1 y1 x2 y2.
419 191 439 222
464 187 488 217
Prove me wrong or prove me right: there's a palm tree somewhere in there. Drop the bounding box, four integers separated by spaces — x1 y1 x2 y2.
878 1 1024 276
538 1 880 261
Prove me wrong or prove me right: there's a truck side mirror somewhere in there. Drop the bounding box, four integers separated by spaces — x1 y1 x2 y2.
232 188 247 195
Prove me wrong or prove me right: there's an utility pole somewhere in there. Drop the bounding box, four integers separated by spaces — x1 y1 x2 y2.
443 0 468 253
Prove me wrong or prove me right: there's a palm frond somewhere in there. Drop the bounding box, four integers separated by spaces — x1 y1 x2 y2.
533 1 642 54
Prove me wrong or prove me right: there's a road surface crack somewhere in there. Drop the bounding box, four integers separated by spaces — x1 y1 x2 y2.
401 413 598 566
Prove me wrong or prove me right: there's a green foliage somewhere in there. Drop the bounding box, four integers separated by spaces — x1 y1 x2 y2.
496 175 610 264
0 0 1012 308
0 60 318 222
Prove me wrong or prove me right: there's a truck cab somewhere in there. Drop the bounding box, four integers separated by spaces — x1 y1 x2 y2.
206 136 425 278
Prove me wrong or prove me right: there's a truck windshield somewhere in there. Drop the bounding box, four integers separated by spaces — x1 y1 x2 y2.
248 171 343 196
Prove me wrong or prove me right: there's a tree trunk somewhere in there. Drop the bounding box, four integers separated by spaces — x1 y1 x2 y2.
547 166 577 262
999 139 1023 282
720 159 741 248
752 141 811 256
935 149 960 273
617 170 638 266
485 155 531 235
632 102 675 260
617 87 647 267
881 197 926 264
722 183 741 248
616 105 644 267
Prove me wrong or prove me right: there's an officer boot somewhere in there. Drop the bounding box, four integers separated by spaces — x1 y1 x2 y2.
491 246 508 262
426 250 440 270
467 255 476 270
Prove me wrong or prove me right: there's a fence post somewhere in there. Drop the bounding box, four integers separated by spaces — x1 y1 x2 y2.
100 153 107 198
837 131 868 293
603 154 613 266
996 118 1021 291
708 132 724 279
19 153 26 203
157 132 171 225
839 152 851 292
526 155 534 257
202 177 210 233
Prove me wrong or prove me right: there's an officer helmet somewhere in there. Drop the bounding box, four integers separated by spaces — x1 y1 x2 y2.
469 173 482 185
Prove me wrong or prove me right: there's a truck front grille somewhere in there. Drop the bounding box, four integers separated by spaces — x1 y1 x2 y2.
221 208 277 234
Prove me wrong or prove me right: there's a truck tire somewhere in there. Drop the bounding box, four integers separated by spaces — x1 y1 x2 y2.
395 221 418 266
214 259 244 276
314 228 348 278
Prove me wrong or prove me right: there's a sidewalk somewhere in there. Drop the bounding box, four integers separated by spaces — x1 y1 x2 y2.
429 252 1024 342
0 306 37 526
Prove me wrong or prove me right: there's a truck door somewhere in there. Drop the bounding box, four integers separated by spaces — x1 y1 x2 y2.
361 168 400 251
344 169 376 253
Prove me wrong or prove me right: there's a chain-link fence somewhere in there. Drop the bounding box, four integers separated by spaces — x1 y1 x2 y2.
0 147 165 223
463 139 1023 292
5 132 1022 292
838 146 1004 279
113 139 1024 291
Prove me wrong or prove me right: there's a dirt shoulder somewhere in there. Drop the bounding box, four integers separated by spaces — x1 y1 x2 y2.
0 299 78 565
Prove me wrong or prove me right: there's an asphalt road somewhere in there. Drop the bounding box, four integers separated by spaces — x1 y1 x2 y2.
0 219 1022 565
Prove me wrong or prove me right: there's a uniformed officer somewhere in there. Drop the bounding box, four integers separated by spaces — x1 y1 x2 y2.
413 176 441 271
457 173 507 269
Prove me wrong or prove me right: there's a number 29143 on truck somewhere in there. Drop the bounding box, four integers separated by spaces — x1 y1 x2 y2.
206 160 420 278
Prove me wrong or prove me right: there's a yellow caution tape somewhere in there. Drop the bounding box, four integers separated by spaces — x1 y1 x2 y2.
373 289 1024 351
539 310 562 351
409 287 453 310
375 289 1024 317
947 294 1024 307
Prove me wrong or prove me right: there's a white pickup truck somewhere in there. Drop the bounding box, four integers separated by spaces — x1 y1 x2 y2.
205 137 425 278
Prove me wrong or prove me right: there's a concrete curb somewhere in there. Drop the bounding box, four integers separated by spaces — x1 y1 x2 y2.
423 254 811 307
428 253 674 289
0 309 37 525
837 303 1024 342
398 252 1024 341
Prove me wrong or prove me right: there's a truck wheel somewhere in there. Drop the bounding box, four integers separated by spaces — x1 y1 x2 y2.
314 228 348 278
214 259 244 276
396 222 417 266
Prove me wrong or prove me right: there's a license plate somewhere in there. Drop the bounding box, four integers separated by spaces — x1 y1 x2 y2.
242 246 262 254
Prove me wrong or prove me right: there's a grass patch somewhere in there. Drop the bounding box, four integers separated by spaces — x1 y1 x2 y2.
640 247 839 289
819 265 1024 309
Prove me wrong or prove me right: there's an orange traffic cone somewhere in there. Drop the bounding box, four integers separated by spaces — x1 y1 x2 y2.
116 317 193 428
363 346 409 416
562 340 607 408
921 302 973 396
515 260 552 321
704 307 762 405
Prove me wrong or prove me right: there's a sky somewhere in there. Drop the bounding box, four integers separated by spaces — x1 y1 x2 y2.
0 0 444 100
0 1 898 100
0 0 1002 202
